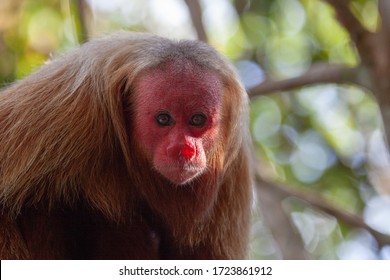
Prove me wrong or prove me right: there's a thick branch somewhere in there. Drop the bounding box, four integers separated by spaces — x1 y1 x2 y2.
183 0 208 43
248 63 370 97
68 0 89 43
256 172 390 248
76 0 89 43
379 0 390 35
324 0 373 66
375 0 390 85
324 0 368 41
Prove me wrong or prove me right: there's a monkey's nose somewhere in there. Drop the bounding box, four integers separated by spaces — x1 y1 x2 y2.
167 142 196 160
181 143 196 160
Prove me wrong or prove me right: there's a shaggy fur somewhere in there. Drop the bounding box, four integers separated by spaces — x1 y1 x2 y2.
0 32 252 259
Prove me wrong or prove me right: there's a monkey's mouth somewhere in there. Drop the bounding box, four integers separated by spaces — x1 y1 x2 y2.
156 163 205 185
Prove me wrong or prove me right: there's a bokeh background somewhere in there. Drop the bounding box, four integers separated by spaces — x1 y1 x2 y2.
1 0 390 260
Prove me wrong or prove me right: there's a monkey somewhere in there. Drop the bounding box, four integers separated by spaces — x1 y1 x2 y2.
0 31 252 259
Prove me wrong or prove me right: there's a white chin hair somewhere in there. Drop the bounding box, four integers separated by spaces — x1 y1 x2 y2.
158 166 204 185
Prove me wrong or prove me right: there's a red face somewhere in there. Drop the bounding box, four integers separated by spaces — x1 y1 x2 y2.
134 61 223 185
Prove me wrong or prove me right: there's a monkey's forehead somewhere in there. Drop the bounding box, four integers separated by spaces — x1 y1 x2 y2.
134 80 223 117
134 61 223 106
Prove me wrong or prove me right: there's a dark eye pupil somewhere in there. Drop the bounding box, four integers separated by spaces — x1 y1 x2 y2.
190 114 207 127
156 113 171 126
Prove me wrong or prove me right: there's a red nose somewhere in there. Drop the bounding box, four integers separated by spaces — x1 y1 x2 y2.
167 140 196 160
181 143 195 160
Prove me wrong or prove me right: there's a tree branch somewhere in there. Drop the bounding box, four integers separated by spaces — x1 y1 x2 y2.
375 0 390 82
323 0 374 67
256 172 390 248
183 0 208 42
68 0 89 43
248 63 370 97
379 0 390 34
76 0 89 43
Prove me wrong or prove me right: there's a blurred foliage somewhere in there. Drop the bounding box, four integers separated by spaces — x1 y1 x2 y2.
0 0 389 259
0 0 80 83
235 0 387 260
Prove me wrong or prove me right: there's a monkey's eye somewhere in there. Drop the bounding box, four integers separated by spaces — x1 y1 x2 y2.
156 113 174 126
189 113 207 127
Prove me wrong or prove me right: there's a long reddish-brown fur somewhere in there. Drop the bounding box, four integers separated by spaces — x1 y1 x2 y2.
0 32 252 259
